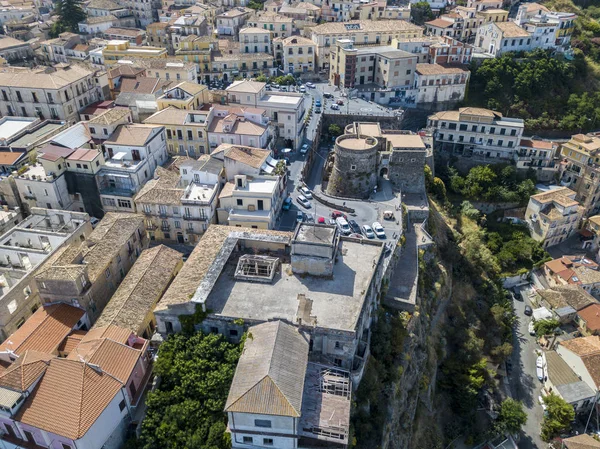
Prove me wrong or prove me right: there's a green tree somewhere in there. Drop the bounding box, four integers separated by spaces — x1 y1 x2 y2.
248 0 263 9
255 74 268 82
534 318 560 337
328 124 342 137
496 398 527 435
432 177 448 203
410 1 434 25
53 0 86 34
541 393 575 441
137 332 242 449
461 200 480 221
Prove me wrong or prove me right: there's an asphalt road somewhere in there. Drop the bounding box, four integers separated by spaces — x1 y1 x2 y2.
510 284 545 448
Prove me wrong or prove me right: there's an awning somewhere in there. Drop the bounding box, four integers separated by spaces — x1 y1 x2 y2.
261 162 274 174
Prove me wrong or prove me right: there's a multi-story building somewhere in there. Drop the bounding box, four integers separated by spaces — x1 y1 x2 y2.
525 187 584 249
97 124 168 213
226 80 305 149
64 148 106 218
38 32 82 64
357 2 410 21
135 58 197 83
170 14 209 52
0 313 151 449
102 40 167 67
154 222 387 386
559 134 600 216
35 212 147 322
85 0 136 28
87 106 133 141
146 22 172 54
476 21 531 56
212 52 277 82
514 138 558 182
175 35 217 84
156 81 208 111
216 7 253 37
0 208 91 341
208 104 273 151
280 35 316 74
310 19 423 71
246 11 294 38
144 107 210 157
414 63 470 104
103 27 146 45
329 40 417 104
543 256 600 294
0 64 106 123
514 2 549 24
94 244 183 337
0 36 33 63
428 107 524 162
239 27 272 54
119 0 161 27
135 164 220 243
226 320 351 449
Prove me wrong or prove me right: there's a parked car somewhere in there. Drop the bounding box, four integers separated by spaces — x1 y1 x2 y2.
90 217 100 228
331 210 346 219
328 218 336 225
331 104 340 110
299 85 306 93
529 320 536 336
318 216 325 224
536 356 544 381
280 86 288 92
513 287 522 300
297 211 304 223
336 217 351 235
272 83 279 88
336 99 344 105
300 186 312 199
282 197 292 211
372 222 386 238
315 100 321 108
315 107 321 114
323 92 333 99
348 219 361 234
306 82 315 88
524 305 533 316
362 225 375 239
300 144 309 154
297 195 311 208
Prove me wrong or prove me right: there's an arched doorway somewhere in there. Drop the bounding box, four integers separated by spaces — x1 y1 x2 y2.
379 167 389 179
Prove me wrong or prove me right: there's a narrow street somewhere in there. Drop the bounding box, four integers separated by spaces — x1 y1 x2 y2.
511 285 545 449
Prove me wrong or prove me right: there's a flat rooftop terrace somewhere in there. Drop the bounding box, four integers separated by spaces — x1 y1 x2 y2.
9 122 64 148
205 239 382 332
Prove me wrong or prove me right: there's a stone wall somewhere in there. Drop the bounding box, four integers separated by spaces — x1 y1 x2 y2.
389 149 426 195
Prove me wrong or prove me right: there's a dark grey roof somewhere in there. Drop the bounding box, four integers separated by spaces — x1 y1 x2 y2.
556 381 595 404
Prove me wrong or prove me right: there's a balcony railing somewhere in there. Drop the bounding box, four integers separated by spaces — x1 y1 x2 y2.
146 224 157 230
161 225 171 232
183 214 207 221
99 186 135 197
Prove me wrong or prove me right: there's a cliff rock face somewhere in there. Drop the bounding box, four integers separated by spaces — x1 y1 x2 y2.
382 250 451 449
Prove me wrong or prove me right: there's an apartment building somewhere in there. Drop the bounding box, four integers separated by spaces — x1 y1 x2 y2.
212 52 278 82
239 27 272 54
102 40 167 67
97 124 168 213
208 104 273 151
156 81 208 111
85 0 136 27
0 36 33 63
310 19 423 70
144 107 209 157
0 208 91 341
38 32 82 64
428 107 524 161
35 212 147 322
119 0 161 27
414 63 470 104
226 80 305 149
103 27 146 45
0 314 151 449
246 11 294 38
329 40 417 104
175 35 217 84
64 148 106 218
135 58 197 83
169 15 209 52
560 134 600 216
146 21 171 53
135 164 219 243
0 65 106 123
525 188 584 249
280 35 316 74
87 106 133 141
216 7 253 37
515 138 558 182
94 245 183 337
357 2 410 21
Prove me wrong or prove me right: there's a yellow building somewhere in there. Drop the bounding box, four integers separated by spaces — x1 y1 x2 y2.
175 35 218 84
281 35 316 74
477 8 508 23
146 22 172 52
157 81 209 111
560 134 600 215
144 106 211 157
102 40 167 66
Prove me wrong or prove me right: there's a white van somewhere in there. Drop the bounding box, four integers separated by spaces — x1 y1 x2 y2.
336 217 351 235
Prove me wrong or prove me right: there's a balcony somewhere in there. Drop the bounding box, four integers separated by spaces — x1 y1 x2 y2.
183 213 207 221
99 186 135 197
186 228 204 234
146 223 157 230
159 212 168 218
161 225 171 232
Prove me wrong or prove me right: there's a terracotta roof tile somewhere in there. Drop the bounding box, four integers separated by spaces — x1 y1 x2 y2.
578 304 600 332
560 335 600 357
0 350 53 391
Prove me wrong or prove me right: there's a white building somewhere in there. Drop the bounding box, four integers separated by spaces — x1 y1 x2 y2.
97 124 168 213
476 21 531 56
414 63 470 104
207 105 273 151
226 80 305 149
428 107 524 161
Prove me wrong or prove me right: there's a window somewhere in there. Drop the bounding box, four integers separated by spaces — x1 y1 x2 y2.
90 127 96 134
175 221 181 229
490 127 495 134
500 128 506 135
350 165 356 171
263 438 274 446
510 129 517 136
236 199 243 206
255 419 272 428
105 268 111 278
119 400 126 411
23 430 34 443
335 341 341 349
118 199 132 208
243 437 253 444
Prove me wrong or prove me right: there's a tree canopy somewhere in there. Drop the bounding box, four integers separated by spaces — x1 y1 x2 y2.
410 1 434 25
534 319 561 337
136 332 242 449
496 398 527 435
541 393 575 441
51 0 86 36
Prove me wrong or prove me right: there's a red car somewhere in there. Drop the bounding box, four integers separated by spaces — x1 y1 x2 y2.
318 216 325 224
336 99 344 105
331 210 347 219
